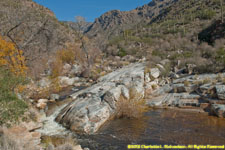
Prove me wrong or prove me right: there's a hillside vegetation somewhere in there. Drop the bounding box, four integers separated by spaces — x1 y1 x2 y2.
0 0 78 77
86 0 225 73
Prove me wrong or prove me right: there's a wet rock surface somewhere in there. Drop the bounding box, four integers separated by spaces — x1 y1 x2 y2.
216 85 225 100
211 104 225 118
56 63 155 134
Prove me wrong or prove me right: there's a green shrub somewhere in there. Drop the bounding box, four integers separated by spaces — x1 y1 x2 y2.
109 36 124 45
183 51 193 58
117 47 127 57
161 62 171 77
152 50 166 58
216 48 225 64
196 9 216 20
0 68 28 126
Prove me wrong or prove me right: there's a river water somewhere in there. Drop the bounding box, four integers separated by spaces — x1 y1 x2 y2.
36 86 225 149
79 108 225 150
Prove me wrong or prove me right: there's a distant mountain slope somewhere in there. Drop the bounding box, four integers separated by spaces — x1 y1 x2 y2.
85 0 224 48
85 0 176 40
84 0 225 73
63 21 92 33
0 0 77 74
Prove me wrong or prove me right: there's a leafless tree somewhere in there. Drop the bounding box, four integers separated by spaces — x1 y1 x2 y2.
75 16 90 67
221 0 224 23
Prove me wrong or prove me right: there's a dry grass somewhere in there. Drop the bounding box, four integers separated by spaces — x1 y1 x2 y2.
56 48 75 65
115 88 147 119
42 135 78 150
193 80 203 86
0 127 38 150
0 132 19 150
151 84 157 90
50 43 82 79
184 80 190 86
29 78 62 100
144 66 151 75
50 58 63 79
55 143 74 150
222 78 225 84
30 87 51 100
202 77 211 84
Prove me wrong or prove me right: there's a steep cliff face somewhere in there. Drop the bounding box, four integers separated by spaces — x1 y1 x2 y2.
85 0 176 40
0 0 77 73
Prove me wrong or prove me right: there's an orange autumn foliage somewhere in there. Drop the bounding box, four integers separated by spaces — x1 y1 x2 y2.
0 36 27 76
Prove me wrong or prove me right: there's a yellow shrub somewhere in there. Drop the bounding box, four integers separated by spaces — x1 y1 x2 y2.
0 36 27 76
50 58 63 79
56 48 75 65
31 87 50 100
15 85 26 93
50 78 62 93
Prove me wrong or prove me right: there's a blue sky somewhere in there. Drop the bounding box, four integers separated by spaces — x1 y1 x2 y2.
33 0 150 22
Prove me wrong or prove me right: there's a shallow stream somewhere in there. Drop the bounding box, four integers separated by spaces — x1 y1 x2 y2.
36 86 225 150
79 109 225 150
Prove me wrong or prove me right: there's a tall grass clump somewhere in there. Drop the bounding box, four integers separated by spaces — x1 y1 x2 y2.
115 88 147 119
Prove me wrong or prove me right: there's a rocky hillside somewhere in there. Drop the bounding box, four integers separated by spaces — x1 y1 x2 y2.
0 0 77 75
85 0 225 74
85 0 176 43
86 0 224 43
63 21 92 33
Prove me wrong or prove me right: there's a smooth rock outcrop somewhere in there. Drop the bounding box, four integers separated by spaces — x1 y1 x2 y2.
36 99 48 109
50 94 60 101
215 85 225 100
147 93 200 107
59 76 80 86
211 104 225 118
56 63 150 134
150 68 160 79
38 77 51 88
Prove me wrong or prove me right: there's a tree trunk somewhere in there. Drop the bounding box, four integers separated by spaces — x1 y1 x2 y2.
221 0 224 23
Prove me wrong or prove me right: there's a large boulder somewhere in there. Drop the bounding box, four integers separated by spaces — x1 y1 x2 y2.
147 93 200 107
172 83 197 93
56 63 149 134
62 63 72 74
70 64 83 76
50 94 60 101
36 99 48 109
211 104 225 118
38 78 51 88
150 68 160 79
59 76 80 86
152 84 173 96
215 85 225 100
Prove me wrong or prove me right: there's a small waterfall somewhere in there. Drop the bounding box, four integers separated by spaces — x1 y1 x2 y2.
36 104 69 136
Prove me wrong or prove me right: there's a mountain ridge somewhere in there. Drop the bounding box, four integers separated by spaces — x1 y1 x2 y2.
85 0 177 39
0 0 78 77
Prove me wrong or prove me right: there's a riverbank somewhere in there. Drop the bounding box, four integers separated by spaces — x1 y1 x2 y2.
1 62 225 150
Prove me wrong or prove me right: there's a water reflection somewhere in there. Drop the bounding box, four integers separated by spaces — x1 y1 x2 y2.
99 117 148 142
96 109 225 147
